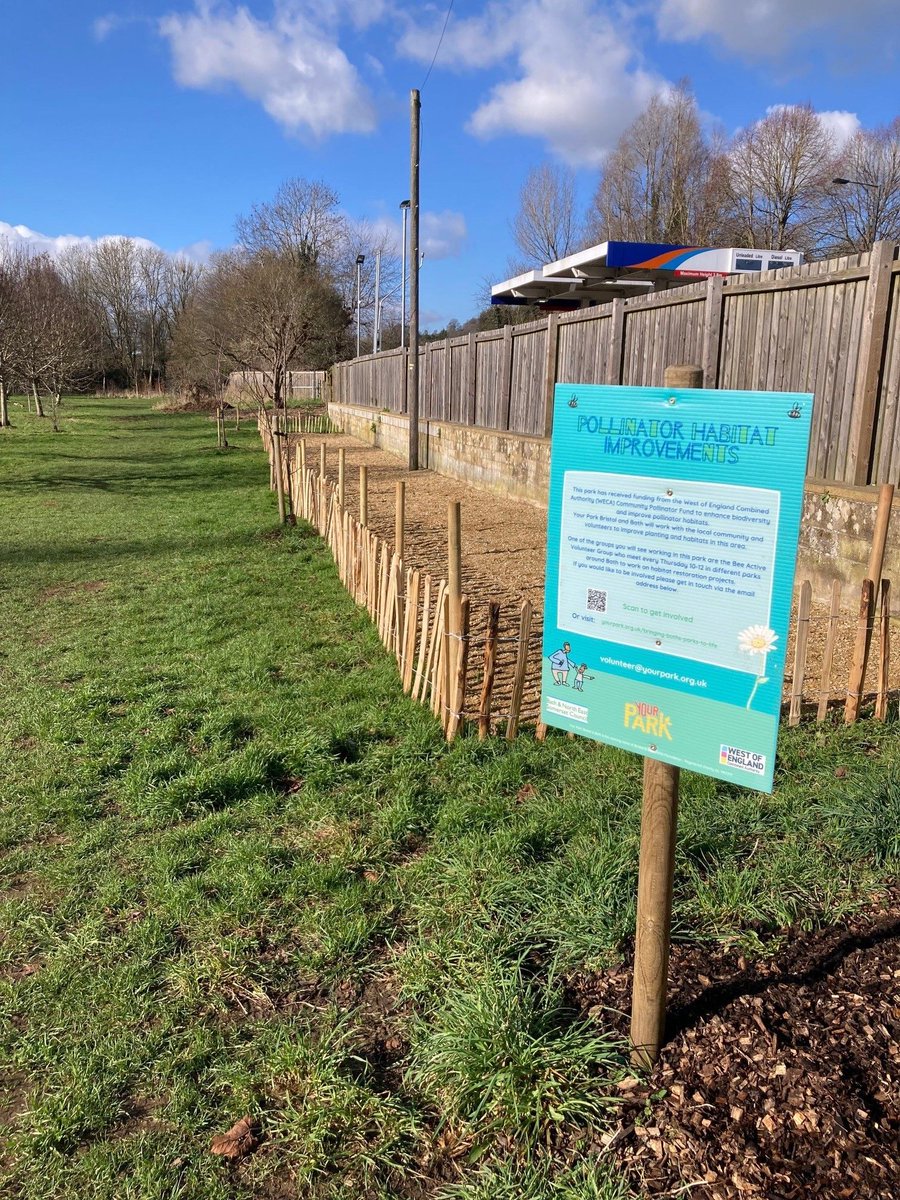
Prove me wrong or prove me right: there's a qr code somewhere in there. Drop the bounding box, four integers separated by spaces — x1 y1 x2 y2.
587 588 607 613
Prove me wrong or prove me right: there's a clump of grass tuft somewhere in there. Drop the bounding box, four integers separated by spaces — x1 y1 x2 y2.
437 1157 631 1200
263 1014 425 1192
407 959 627 1145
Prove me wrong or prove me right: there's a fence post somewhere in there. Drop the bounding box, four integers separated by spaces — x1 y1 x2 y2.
478 601 500 740
817 580 842 722
272 411 287 526
543 312 560 438
843 483 896 722
396 481 406 562
848 241 895 485
876 580 891 720
360 465 368 527
608 298 626 384
447 501 462 688
447 596 470 742
338 448 346 509
500 324 514 430
466 331 477 426
505 600 533 740
702 276 724 387
789 581 812 726
845 579 876 724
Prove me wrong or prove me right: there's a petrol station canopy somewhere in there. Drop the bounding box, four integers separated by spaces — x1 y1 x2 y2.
491 241 803 310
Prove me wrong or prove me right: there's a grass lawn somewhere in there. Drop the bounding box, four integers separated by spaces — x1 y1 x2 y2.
1 395 898 1199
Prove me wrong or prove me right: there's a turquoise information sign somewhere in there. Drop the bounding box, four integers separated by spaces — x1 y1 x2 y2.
541 384 813 792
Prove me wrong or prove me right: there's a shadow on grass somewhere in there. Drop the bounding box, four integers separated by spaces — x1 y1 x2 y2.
2 526 281 570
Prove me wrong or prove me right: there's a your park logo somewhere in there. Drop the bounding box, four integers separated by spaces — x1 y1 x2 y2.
623 701 672 740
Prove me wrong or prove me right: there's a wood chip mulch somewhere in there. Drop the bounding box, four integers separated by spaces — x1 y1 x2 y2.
569 890 900 1200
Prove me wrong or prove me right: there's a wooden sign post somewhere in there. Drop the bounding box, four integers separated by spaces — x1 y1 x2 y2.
629 364 701 1068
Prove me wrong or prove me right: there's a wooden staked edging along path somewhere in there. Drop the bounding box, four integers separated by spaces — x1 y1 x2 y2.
259 418 899 740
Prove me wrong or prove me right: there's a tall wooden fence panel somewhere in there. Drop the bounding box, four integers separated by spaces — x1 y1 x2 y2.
331 244 900 484
557 308 617 385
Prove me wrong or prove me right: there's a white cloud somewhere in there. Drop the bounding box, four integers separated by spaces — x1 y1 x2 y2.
760 105 861 149
157 2 377 139
176 238 216 262
0 221 209 262
93 14 121 41
399 0 662 166
815 110 862 149
0 221 159 258
0 221 94 257
656 0 899 59
422 211 466 260
348 209 466 261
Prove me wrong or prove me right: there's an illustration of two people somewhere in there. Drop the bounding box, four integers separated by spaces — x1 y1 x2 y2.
549 642 594 690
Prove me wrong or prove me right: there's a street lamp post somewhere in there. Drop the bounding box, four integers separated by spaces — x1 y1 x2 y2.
372 249 381 355
399 200 410 350
355 254 365 358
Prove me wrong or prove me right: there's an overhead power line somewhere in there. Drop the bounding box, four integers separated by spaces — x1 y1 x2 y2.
420 0 454 89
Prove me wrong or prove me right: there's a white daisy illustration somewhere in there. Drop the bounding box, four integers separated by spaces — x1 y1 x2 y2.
738 625 778 656
738 625 777 710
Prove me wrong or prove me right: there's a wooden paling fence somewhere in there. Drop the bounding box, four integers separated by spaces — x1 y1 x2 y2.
788 575 895 727
260 418 539 740
261 417 897 739
279 412 338 435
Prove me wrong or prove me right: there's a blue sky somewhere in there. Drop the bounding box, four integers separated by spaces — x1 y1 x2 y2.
1 0 897 326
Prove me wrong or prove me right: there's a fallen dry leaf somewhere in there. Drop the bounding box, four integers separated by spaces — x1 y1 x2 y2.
210 1115 261 1159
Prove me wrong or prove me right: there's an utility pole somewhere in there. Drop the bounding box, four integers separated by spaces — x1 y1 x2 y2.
408 88 420 470
400 200 410 349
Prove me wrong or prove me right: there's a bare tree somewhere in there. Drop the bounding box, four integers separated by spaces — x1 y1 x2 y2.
824 119 900 253
236 178 346 270
723 105 840 254
91 237 142 387
590 83 720 245
138 244 168 391
12 256 95 429
0 242 27 427
511 163 581 265
177 249 347 417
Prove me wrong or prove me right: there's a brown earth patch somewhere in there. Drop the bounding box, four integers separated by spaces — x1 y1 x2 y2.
39 580 108 601
108 1096 170 1142
568 888 900 1199
0 1069 32 1167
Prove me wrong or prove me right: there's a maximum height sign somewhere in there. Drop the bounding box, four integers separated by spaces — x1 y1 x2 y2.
541 381 813 791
